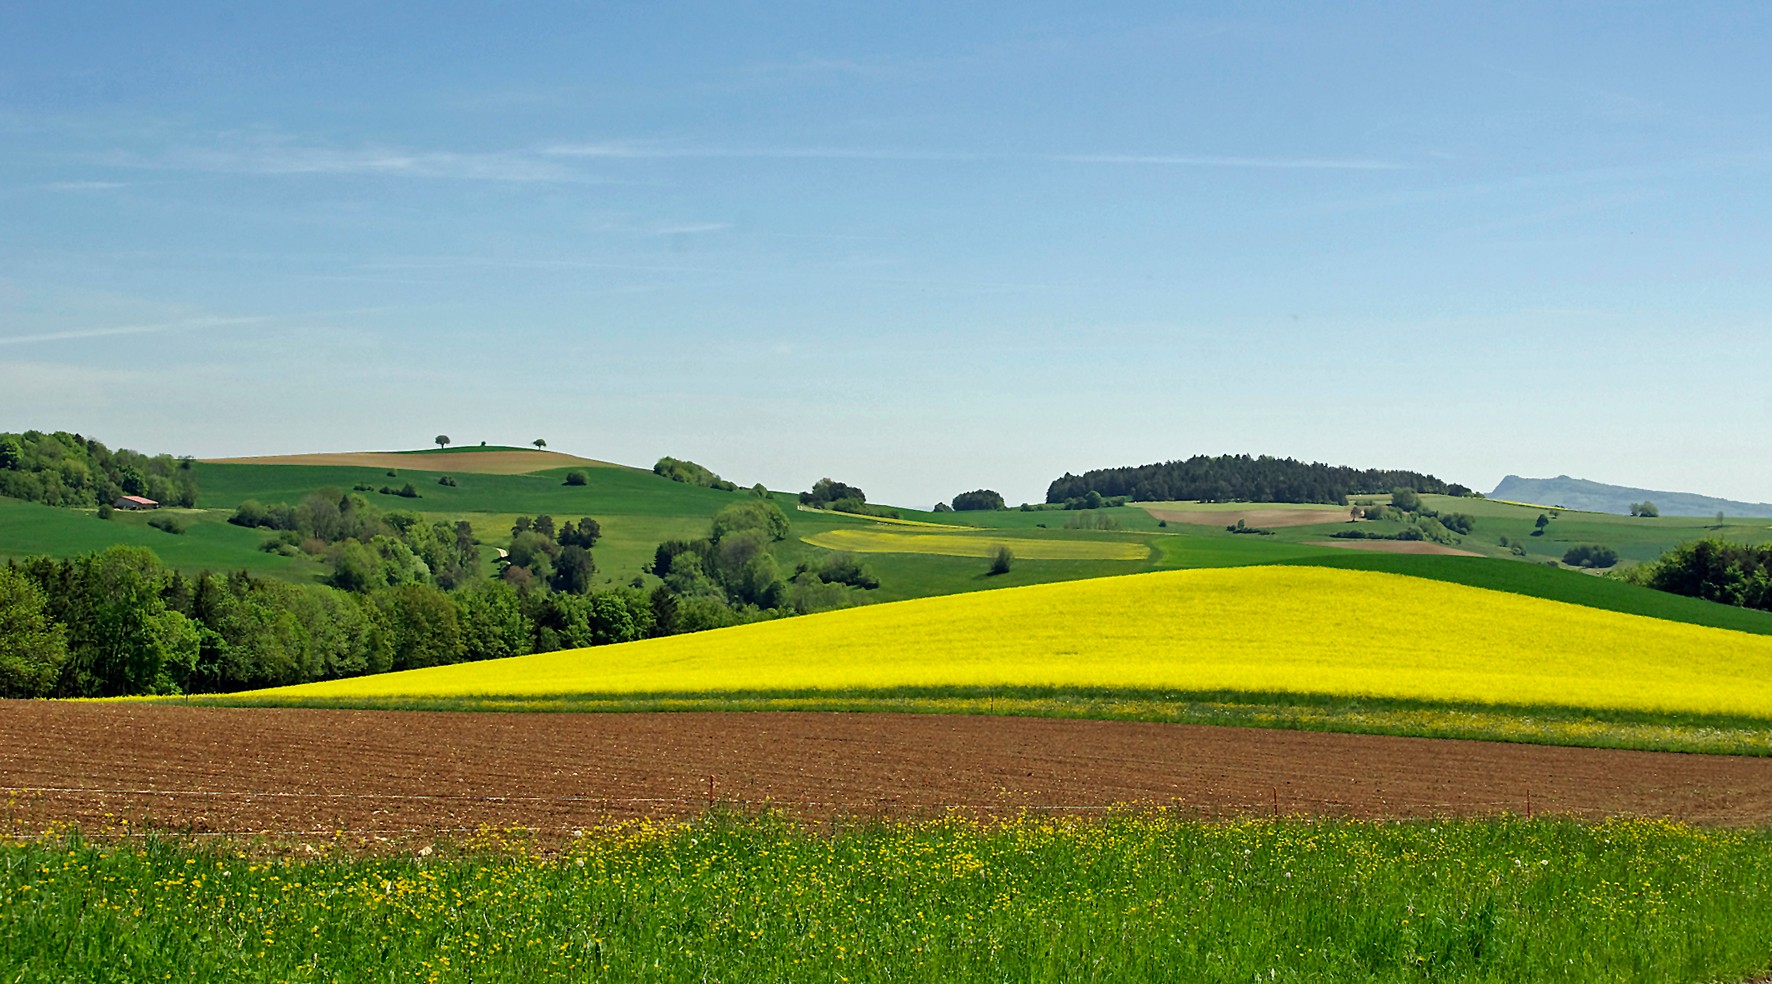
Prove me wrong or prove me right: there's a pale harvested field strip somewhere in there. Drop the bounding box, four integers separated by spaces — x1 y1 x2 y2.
1304 540 1483 557
200 450 625 474
3 704 1769 837
801 528 1149 561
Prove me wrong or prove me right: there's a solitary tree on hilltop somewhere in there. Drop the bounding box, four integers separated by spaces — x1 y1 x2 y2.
435 435 451 449
533 439 547 450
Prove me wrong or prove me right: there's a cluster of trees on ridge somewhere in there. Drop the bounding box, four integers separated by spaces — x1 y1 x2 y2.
1331 488 1477 546
800 477 899 519
650 498 879 615
1047 454 1463 506
653 456 741 492
0 430 199 509
230 492 483 592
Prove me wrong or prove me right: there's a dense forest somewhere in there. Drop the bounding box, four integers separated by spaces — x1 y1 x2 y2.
1046 454 1457 506
0 430 200 508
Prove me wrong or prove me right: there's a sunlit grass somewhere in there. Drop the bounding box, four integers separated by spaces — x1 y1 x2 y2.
4 814 1770 982
801 526 1151 560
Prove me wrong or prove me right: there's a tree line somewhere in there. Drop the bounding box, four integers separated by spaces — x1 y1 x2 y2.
1625 539 1772 612
0 546 660 698
1046 454 1456 506
0 430 200 509
0 495 882 699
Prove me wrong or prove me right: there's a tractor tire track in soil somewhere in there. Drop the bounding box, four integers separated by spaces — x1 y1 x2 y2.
4 702 1770 839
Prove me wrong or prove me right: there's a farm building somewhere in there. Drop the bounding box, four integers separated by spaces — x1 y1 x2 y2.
113 495 159 510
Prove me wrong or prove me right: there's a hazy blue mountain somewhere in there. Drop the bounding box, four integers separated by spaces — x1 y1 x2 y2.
1490 475 1772 517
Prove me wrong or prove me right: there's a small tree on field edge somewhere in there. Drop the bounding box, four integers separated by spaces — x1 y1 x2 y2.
988 544 1014 576
435 435 451 449
533 439 547 450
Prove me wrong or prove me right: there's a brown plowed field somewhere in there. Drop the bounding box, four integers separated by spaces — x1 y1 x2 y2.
4 703 1769 840
1145 507 1353 529
200 450 625 475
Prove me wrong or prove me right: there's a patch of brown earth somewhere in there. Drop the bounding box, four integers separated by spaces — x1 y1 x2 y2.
1305 540 1483 557
4 703 1768 839
1147 507 1355 529
200 450 627 475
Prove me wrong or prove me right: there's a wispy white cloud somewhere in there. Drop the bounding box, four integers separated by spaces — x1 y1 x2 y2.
0 315 269 347
648 222 731 237
90 130 1404 184
105 136 583 183
543 141 978 162
1049 153 1406 171
544 141 1402 170
44 180 129 191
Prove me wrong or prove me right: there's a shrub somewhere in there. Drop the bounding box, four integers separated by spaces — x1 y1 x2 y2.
952 489 1006 511
437 475 457 487
147 514 187 535
564 471 587 487
1439 513 1476 535
96 503 112 520
988 544 1014 575
1563 544 1619 569
1065 511 1122 531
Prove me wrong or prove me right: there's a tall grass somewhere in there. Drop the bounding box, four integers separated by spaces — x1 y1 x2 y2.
4 814 1770 982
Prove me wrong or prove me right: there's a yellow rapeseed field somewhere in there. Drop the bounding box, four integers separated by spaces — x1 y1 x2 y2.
800 528 1150 561
250 566 1772 718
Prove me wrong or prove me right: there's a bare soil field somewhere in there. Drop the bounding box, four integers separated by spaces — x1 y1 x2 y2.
1147 507 1353 529
1305 540 1483 557
4 704 1769 840
201 450 624 475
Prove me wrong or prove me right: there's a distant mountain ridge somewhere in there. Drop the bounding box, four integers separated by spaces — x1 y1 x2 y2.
1490 475 1772 518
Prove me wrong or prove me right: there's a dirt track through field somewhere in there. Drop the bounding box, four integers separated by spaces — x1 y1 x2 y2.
4 703 1770 839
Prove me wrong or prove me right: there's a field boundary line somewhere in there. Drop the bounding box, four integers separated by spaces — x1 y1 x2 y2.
3 785 1547 814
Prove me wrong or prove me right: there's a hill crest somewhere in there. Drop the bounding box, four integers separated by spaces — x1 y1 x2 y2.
200 448 633 475
1491 475 1772 518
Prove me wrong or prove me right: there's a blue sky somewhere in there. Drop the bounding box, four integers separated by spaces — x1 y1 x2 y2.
3 2 1769 507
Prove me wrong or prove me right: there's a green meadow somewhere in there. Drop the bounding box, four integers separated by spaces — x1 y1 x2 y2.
7 453 1772 637
5 815 1771 984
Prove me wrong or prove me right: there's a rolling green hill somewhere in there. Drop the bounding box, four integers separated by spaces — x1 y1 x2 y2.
7 447 1772 642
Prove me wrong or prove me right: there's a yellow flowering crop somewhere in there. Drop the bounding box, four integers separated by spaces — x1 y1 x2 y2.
249 566 1772 718
801 528 1149 561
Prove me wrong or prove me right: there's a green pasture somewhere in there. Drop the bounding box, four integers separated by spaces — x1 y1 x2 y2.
0 497 325 580
10 455 1772 635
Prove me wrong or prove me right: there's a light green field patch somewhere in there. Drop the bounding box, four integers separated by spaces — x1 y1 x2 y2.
802 527 1150 561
